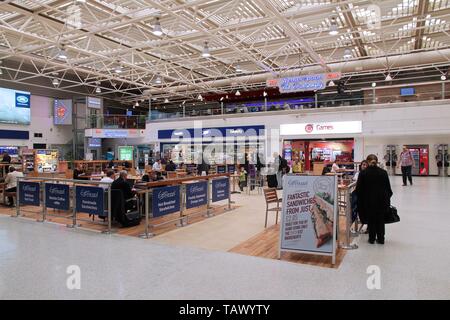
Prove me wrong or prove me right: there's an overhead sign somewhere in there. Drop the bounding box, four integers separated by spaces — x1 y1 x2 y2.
19 181 40 206
45 183 70 211
158 125 265 140
227 164 236 173
54 99 73 125
85 129 145 138
75 186 104 216
212 177 229 202
280 121 362 136
152 185 180 217
87 97 101 109
267 72 341 93
118 146 133 161
280 175 337 262
185 181 208 209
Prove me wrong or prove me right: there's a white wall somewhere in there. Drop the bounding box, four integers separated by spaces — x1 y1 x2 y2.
143 103 450 174
0 95 73 148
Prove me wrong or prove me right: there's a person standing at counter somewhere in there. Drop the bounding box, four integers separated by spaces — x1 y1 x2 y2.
398 146 414 186
355 154 393 244
3 166 23 206
1 152 11 163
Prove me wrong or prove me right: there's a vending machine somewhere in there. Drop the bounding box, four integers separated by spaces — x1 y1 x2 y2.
406 145 429 176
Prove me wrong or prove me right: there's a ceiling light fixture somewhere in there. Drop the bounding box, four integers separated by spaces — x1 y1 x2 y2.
235 90 241 96
153 17 163 36
372 82 377 87
441 75 447 81
202 41 211 58
343 48 353 59
154 75 162 84
164 98 169 103
95 87 101 93
0 61 3 75
52 78 59 86
197 94 203 101
235 64 242 72
220 97 224 101
328 80 335 87
57 47 68 60
263 91 268 97
329 20 339 35
115 65 123 74
385 73 392 81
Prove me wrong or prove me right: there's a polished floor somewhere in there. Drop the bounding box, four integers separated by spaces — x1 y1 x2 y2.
0 176 449 299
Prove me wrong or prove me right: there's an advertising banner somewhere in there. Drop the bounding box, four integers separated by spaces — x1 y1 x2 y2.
212 178 229 202
217 165 226 174
280 121 362 136
227 164 236 173
53 99 72 125
152 185 180 217
36 149 59 173
45 183 70 210
0 87 31 125
19 181 40 206
118 146 134 161
185 181 208 209
280 175 337 258
75 186 104 215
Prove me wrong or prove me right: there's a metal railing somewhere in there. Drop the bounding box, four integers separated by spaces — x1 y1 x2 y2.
339 181 359 250
87 115 147 129
15 177 113 234
148 87 450 121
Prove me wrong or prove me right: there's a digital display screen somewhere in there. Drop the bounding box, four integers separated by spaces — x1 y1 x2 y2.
400 88 415 96
88 138 101 148
0 87 31 125
54 99 72 125
0 146 19 156
118 146 133 161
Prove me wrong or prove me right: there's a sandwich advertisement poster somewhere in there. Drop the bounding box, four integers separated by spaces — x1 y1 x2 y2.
280 175 337 255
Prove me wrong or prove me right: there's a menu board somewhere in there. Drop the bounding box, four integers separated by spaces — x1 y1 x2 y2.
35 149 58 173
280 175 337 262
118 146 133 161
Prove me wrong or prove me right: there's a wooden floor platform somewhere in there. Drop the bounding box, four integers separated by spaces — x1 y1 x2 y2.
0 203 236 238
229 223 347 269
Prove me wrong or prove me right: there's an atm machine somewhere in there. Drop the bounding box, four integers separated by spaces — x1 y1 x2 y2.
384 145 398 176
436 144 449 177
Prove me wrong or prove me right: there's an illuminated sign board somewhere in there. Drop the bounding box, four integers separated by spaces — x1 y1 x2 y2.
267 72 341 93
280 121 362 136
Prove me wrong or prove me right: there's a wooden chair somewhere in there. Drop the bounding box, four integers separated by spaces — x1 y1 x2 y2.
263 188 282 228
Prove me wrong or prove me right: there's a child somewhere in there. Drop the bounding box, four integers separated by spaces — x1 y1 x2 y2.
239 167 247 191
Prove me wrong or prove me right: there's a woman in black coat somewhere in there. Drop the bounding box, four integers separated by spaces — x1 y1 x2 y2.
355 154 393 244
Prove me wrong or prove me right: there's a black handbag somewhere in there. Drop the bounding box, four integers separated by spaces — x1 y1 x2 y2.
385 205 400 224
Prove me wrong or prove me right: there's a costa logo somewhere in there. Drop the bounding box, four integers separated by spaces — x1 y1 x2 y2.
305 124 314 133
80 190 99 198
158 190 176 200
16 95 29 104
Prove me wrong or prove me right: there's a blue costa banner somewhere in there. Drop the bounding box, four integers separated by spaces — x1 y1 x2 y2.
227 164 236 173
19 181 40 206
75 186 104 215
152 185 180 217
212 178 229 202
185 181 208 209
45 183 69 211
217 165 226 174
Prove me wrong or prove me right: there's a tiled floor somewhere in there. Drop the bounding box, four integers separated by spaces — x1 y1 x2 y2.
0 176 449 299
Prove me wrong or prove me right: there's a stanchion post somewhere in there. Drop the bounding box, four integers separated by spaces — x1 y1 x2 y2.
68 185 76 228
41 181 46 222
228 177 231 210
107 186 112 234
14 179 20 217
341 188 358 250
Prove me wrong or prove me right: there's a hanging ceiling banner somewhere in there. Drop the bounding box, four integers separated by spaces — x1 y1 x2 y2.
267 72 342 93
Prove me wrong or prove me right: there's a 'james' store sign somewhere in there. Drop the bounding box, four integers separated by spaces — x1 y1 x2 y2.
280 121 362 136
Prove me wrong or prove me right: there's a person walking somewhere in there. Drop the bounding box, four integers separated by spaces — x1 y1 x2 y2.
398 146 414 186
355 154 393 244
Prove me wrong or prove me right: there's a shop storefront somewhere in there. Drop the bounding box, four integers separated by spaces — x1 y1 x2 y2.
280 121 362 174
158 125 265 165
